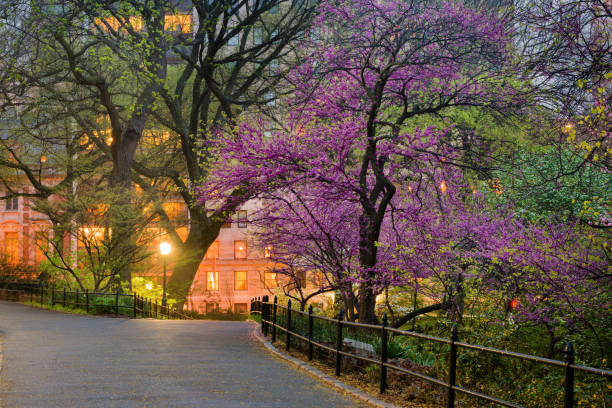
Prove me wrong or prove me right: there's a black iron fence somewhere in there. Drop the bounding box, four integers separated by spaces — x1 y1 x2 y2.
251 296 611 408
0 280 190 320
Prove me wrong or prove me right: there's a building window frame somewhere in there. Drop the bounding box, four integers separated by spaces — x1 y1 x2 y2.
5 197 18 211
206 271 219 291
234 240 247 259
234 271 247 291
264 271 277 289
237 210 247 228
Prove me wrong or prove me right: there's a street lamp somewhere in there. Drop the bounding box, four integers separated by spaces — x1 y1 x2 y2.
160 242 171 306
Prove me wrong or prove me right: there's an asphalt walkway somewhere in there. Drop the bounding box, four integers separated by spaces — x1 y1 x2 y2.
0 301 366 407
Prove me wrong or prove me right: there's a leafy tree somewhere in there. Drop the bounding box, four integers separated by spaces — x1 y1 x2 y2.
202 0 525 322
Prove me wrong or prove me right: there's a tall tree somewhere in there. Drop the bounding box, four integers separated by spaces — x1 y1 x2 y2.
201 0 525 322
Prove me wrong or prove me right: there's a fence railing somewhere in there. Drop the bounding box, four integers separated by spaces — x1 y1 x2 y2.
250 296 611 408
0 280 190 320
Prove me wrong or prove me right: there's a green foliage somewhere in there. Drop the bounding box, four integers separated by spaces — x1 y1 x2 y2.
490 149 611 224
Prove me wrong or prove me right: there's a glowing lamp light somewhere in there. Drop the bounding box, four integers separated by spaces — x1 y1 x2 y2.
510 299 518 309
563 123 574 132
145 283 153 291
440 180 447 194
160 242 171 255
40 155 47 163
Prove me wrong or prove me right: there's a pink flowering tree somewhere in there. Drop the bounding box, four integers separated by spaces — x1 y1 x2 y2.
201 0 524 323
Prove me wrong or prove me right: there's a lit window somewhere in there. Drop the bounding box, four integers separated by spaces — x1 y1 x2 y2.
206 271 218 291
234 240 247 259
35 230 48 264
264 272 277 289
237 210 247 228
5 197 18 211
264 245 272 258
94 16 142 32
205 241 219 259
164 14 192 33
163 202 184 221
4 232 18 264
234 271 247 290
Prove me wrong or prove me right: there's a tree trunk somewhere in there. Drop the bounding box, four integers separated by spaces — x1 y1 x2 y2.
109 127 141 291
166 213 219 309
358 287 377 324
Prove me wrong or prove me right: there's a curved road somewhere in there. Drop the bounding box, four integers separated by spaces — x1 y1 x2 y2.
0 301 366 407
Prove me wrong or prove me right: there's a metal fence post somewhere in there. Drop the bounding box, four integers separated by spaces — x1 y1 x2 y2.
30 285 33 303
564 341 575 408
262 295 268 336
40 285 44 305
448 324 458 408
380 313 388 394
286 299 292 351
272 296 278 343
86 289 89 313
115 291 119 316
336 309 344 376
308 304 314 361
133 294 137 318
63 287 66 307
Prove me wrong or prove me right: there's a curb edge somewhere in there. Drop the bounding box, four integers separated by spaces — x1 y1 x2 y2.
249 322 399 408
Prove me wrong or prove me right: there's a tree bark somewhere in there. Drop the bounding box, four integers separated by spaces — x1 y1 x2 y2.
391 302 451 329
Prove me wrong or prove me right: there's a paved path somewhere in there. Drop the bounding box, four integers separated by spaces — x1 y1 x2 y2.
0 301 366 407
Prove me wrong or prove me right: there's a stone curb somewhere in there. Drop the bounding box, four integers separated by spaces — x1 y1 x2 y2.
249 322 399 408
0 333 3 374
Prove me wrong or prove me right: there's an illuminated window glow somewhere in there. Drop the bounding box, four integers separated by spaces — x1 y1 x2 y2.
234 240 247 259
164 14 192 33
264 272 277 289
206 271 218 291
234 271 247 290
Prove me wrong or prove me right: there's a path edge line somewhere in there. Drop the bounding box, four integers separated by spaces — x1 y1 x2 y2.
249 322 399 408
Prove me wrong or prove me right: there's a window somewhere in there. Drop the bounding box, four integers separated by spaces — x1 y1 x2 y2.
234 240 247 259
206 271 218 291
206 302 218 313
234 271 247 290
35 230 48 264
264 245 272 258
269 60 279 75
163 202 185 221
264 272 277 289
237 210 247 228
265 91 275 106
253 27 263 45
205 241 219 259
296 270 306 288
165 14 192 33
228 33 239 46
5 197 18 211
4 232 18 263
234 303 248 313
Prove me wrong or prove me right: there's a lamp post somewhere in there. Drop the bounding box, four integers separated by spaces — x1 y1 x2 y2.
160 242 171 307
